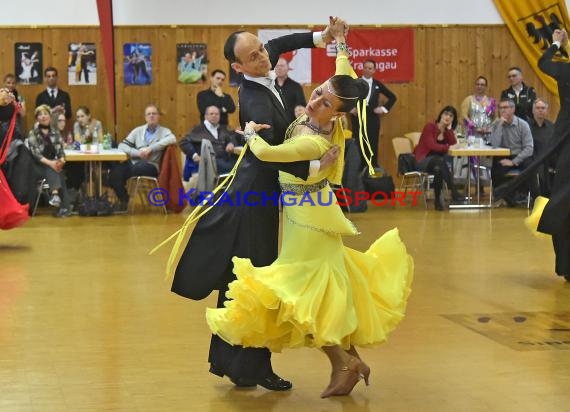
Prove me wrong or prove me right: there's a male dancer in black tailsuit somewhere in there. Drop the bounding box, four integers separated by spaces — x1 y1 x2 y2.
171 17 346 390
536 29 570 281
496 29 570 280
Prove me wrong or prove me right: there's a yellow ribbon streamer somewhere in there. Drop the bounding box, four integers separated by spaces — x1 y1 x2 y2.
357 100 375 176
149 144 249 280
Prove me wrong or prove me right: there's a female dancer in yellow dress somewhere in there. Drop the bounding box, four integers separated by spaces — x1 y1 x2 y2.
206 30 414 398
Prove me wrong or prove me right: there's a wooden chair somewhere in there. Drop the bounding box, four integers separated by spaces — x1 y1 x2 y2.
404 132 421 149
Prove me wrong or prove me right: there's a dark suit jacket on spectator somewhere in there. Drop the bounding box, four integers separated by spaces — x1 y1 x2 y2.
500 83 536 122
35 89 72 119
196 89 236 126
179 124 237 159
275 77 306 119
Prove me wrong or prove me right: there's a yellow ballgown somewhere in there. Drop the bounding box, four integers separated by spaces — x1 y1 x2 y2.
206 54 414 353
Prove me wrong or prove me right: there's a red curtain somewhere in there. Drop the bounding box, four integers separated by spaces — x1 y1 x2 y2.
96 0 116 133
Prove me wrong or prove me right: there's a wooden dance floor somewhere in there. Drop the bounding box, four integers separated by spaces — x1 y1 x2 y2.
1 205 570 411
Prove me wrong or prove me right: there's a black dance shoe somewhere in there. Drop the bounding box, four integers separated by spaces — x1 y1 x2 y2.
256 372 293 391
230 376 258 388
210 362 292 391
209 364 226 378
209 364 258 388
231 372 293 391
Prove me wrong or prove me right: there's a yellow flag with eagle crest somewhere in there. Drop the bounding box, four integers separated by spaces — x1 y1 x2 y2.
493 0 570 96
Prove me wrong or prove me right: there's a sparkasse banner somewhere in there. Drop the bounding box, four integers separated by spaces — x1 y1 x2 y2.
311 28 414 83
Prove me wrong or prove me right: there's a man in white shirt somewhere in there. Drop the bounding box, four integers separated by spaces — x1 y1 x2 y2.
179 105 238 174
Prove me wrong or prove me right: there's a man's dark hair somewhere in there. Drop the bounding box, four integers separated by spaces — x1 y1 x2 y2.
224 31 245 63
211 69 226 77
363 59 376 66
508 66 522 74
44 67 58 76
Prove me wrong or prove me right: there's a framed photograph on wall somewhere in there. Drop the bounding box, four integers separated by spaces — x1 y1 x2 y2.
68 43 97 85
176 43 207 84
15 43 42 85
123 43 152 85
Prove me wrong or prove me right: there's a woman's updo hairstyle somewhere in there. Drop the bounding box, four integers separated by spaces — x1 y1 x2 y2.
328 75 370 112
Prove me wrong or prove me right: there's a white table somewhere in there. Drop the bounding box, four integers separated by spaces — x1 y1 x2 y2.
448 145 511 209
64 149 128 197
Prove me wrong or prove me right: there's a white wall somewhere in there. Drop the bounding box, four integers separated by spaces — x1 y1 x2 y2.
2 0 510 26
111 0 504 25
4 0 570 26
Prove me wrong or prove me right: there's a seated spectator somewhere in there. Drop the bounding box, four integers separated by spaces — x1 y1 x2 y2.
27 105 71 217
53 111 81 207
528 98 556 196
179 105 238 174
414 105 462 210
73 105 103 144
64 106 103 194
3 73 26 132
54 112 67 137
490 98 534 205
109 104 176 210
1 89 37 206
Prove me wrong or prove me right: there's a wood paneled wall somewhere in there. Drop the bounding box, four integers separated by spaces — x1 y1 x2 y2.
0 25 560 176
0 27 113 137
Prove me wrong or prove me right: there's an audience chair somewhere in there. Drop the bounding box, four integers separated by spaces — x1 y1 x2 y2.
391 137 428 209
126 176 168 215
404 132 421 149
501 169 535 209
32 178 51 217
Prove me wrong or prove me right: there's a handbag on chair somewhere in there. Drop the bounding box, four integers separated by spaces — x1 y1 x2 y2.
0 102 29 230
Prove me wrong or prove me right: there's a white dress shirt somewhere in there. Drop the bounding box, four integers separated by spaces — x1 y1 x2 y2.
204 119 219 139
242 31 327 176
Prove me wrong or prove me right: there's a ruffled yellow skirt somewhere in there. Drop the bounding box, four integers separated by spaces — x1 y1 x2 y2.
206 224 414 353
